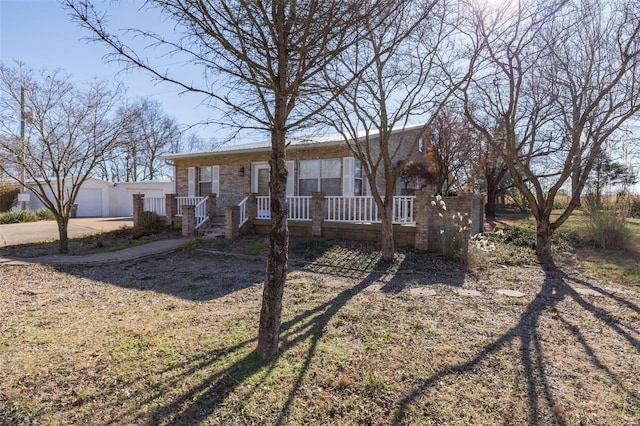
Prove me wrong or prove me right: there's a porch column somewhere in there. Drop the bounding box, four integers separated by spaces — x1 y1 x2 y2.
225 205 240 239
311 192 326 237
132 194 144 230
245 192 257 222
165 193 177 227
206 193 217 219
182 205 196 237
414 189 431 251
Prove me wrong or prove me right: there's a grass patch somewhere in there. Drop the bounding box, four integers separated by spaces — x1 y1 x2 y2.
0 235 639 424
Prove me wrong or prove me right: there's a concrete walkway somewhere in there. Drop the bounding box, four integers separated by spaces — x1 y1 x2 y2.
0 238 190 266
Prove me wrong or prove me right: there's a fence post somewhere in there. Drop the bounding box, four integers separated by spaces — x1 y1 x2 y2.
182 205 196 237
132 194 144 230
206 193 217 219
311 192 326 237
414 189 430 251
225 205 240 239
165 194 177 228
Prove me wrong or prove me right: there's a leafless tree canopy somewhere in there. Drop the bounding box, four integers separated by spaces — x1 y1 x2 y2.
65 0 395 359
97 99 181 182
462 0 640 258
0 63 130 253
319 0 464 260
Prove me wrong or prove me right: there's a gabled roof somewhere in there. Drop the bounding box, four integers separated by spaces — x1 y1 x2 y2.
162 123 426 160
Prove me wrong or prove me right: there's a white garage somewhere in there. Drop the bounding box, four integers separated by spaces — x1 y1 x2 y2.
27 178 173 217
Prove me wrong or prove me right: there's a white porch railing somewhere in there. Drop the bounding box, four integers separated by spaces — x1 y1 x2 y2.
257 196 270 219
288 196 312 221
326 196 379 222
143 197 165 216
176 196 204 216
255 195 416 224
392 196 415 223
238 196 249 228
256 196 313 221
194 196 209 229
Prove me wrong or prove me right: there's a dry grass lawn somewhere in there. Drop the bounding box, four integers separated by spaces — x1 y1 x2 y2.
0 236 639 425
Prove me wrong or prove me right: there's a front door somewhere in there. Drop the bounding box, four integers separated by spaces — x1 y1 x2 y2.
252 163 270 217
257 167 270 196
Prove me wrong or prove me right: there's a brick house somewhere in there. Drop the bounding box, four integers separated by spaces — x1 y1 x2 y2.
163 124 428 215
143 124 483 251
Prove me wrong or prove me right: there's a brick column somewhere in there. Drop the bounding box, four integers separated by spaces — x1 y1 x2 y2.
414 189 431 251
182 205 196 237
132 194 144 230
225 205 240 239
311 192 326 237
245 192 257 222
165 194 177 227
206 193 217 219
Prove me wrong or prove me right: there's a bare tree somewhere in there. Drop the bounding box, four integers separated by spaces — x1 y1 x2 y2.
97 99 181 182
321 0 462 261
0 63 129 253
462 0 640 260
65 0 392 359
425 106 476 196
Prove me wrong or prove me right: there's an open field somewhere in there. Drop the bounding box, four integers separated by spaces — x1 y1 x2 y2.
1 236 639 425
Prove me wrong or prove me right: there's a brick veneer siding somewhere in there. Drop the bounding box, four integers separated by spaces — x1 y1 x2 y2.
171 128 429 215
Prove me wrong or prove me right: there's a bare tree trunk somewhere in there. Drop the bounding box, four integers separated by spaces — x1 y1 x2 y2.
380 202 394 262
257 128 289 359
56 216 69 254
535 217 553 262
485 182 498 221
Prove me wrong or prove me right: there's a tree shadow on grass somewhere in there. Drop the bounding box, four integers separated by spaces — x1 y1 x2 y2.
87 248 460 425
390 260 640 425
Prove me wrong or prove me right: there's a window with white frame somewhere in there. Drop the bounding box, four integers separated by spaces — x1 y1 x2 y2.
354 158 363 195
193 165 219 196
298 159 341 196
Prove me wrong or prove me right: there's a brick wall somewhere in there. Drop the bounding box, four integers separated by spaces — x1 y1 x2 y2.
172 130 430 215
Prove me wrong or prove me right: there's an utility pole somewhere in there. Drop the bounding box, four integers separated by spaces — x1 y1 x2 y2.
20 85 27 211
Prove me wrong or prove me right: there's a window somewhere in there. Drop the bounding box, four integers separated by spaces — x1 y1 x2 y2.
298 159 341 196
197 165 219 196
418 137 425 153
354 159 363 196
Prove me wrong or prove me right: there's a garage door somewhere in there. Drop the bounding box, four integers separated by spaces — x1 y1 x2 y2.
76 188 102 217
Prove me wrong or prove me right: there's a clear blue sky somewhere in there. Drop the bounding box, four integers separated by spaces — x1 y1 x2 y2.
0 0 226 144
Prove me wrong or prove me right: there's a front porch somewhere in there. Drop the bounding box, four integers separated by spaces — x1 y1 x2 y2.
133 191 484 252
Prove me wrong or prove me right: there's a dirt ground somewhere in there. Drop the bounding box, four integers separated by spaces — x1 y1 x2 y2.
0 236 639 425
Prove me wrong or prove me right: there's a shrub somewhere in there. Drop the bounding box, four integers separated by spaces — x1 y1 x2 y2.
433 196 471 263
0 182 19 213
36 208 55 220
583 195 632 250
0 209 38 224
630 194 640 218
138 211 164 232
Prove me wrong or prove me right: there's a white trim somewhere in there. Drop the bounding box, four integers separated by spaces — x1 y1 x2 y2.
187 167 195 197
212 165 220 195
286 160 295 196
342 157 355 196
251 162 270 195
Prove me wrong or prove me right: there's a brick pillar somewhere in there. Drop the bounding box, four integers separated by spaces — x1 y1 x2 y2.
245 193 257 222
206 193 217 219
311 192 326 237
182 205 196 237
132 194 144 230
225 205 240 239
165 194 177 227
414 189 431 251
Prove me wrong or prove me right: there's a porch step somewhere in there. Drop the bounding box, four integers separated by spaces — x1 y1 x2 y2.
199 226 225 239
